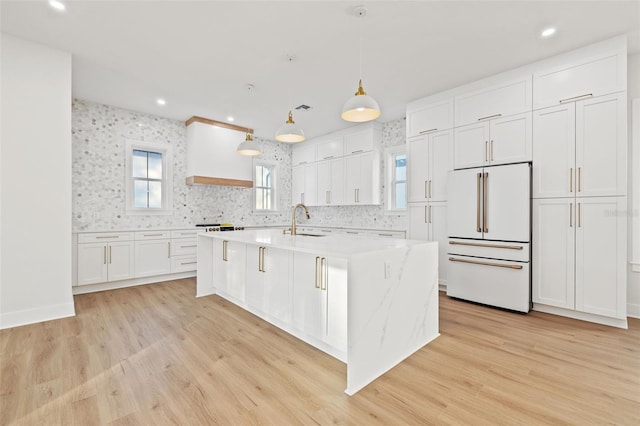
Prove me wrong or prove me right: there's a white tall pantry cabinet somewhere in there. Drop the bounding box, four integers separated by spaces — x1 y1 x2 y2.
531 44 628 327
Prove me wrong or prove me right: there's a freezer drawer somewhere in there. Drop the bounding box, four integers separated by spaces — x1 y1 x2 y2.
448 239 530 262
447 254 530 312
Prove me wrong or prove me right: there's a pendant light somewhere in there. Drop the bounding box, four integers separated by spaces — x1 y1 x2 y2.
341 6 381 123
236 132 262 156
275 56 305 143
275 110 305 143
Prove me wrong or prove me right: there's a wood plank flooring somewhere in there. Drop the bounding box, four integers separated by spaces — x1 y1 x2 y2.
1 278 638 425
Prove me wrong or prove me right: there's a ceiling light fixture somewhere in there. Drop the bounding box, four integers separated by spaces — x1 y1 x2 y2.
156 98 166 106
275 56 305 143
341 5 380 123
227 116 235 122
237 133 262 156
48 0 66 11
541 27 556 38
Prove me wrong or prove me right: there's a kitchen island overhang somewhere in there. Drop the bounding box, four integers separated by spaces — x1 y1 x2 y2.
196 230 439 395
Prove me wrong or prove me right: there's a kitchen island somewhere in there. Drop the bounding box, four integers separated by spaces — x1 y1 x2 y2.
197 229 439 395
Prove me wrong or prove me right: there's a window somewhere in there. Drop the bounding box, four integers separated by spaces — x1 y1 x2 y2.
125 140 173 215
254 161 277 211
386 146 407 212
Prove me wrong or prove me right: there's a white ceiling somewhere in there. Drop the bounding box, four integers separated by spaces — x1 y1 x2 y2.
1 1 639 140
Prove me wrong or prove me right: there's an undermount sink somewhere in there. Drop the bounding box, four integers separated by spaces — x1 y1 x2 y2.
295 233 326 237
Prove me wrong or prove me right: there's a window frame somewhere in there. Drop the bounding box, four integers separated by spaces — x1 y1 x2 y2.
125 140 173 216
253 159 278 214
385 145 407 214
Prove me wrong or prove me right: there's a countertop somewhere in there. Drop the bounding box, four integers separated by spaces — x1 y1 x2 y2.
199 229 430 258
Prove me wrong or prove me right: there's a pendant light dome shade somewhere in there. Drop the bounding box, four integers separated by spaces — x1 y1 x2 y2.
275 111 305 143
237 133 262 156
341 79 381 122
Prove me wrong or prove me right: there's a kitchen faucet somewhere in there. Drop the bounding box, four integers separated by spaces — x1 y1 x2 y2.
287 203 310 236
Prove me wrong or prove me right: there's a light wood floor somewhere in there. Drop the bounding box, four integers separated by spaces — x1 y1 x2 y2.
1 278 638 425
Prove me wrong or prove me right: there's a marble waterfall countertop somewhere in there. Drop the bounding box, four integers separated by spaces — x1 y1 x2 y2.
198 228 421 258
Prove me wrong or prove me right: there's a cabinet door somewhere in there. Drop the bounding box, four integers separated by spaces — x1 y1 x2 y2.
303 163 317 206
532 199 575 309
329 158 344 205
77 243 108 285
292 143 316 166
344 154 362 205
344 129 372 154
134 239 171 278
316 137 344 160
430 202 448 285
408 204 430 240
576 93 626 197
214 239 246 303
532 104 575 198
454 122 488 169
245 245 264 309
446 168 483 239
407 135 429 202
292 252 326 340
489 112 532 165
108 241 135 282
575 197 626 319
430 130 452 201
291 166 305 205
406 98 454 137
316 160 331 207
483 163 530 242
262 247 292 324
324 257 348 352
455 77 532 126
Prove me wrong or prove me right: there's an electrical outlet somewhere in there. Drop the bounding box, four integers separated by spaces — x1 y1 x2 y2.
384 261 392 279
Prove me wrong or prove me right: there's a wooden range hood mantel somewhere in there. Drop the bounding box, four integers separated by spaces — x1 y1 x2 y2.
185 116 254 188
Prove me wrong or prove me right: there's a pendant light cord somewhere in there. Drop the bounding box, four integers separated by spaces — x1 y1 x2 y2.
359 14 363 80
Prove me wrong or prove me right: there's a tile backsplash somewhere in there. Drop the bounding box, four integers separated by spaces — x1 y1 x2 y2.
72 99 407 232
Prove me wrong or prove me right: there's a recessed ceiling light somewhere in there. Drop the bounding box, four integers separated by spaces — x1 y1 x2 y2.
227 116 235 122
541 27 556 38
156 99 166 106
48 0 66 11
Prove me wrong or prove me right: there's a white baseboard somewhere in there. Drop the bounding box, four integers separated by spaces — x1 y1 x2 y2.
0 302 76 330
532 303 628 329
627 302 640 319
72 271 195 295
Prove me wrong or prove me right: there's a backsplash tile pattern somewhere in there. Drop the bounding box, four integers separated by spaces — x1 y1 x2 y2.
72 99 406 233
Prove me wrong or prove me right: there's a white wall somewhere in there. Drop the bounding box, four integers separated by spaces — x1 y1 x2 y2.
627 52 640 318
0 34 75 329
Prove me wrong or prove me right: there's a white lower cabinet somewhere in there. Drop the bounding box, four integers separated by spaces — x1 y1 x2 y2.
532 196 627 319
213 239 247 303
408 202 447 285
292 252 348 352
246 245 292 324
135 239 172 277
77 241 134 285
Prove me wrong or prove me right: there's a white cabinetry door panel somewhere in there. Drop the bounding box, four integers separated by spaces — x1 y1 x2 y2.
454 122 488 170
575 197 626 319
575 93 626 197
135 240 171 278
447 168 483 239
532 199 575 309
408 204 430 241
108 241 135 282
246 245 292 324
292 253 325 340
431 202 448 285
489 112 532 165
316 161 331 207
484 163 530 242
317 158 344 206
292 143 316 166
324 257 348 351
292 166 305 205
430 130 453 201
77 243 108 285
406 98 454 137
407 135 429 202
316 137 344 160
532 103 575 198
344 152 379 205
214 239 246 303
291 164 317 206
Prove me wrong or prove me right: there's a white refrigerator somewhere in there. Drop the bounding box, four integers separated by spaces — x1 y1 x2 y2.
446 163 531 312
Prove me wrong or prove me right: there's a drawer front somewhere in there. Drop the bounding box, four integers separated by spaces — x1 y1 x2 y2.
171 238 198 256
135 230 172 240
447 255 530 312
367 230 406 239
171 255 197 273
447 239 530 262
171 229 200 239
78 232 132 243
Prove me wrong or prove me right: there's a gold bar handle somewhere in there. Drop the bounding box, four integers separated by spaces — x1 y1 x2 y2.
578 203 581 228
448 257 523 270
476 173 482 232
320 257 327 291
483 172 488 233
425 206 428 224
425 180 428 199
449 241 523 250
429 205 432 224
559 93 593 104
490 140 494 162
429 180 432 198
143 233 164 237
168 242 171 258
103 246 107 264
326 190 330 204
569 203 573 228
578 167 581 192
570 168 573 192
258 247 262 272
485 141 488 162
314 256 320 289
222 240 228 261
96 235 119 239
477 113 502 121
419 128 438 135
109 246 112 264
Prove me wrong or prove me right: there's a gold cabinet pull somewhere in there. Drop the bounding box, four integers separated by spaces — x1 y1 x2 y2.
424 180 428 199
485 141 488 162
448 257 523 269
578 203 581 228
168 242 171 258
419 128 438 135
578 167 581 192
326 190 330 204
476 173 482 232
559 93 593 103
424 206 428 224
222 240 228 261
314 256 320 288
490 140 494 162
429 180 432 198
143 233 164 237
320 257 327 291
477 113 502 121
258 247 262 272
483 172 488 233
569 203 573 228
103 246 107 264
569 168 573 192
449 241 523 250
109 246 112 264
429 205 432 224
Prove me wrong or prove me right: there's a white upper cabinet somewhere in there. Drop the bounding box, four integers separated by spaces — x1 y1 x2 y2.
291 163 317 206
453 112 531 169
343 123 382 155
315 137 344 160
292 143 316 166
533 50 626 110
454 76 532 127
316 158 344 206
344 151 380 205
406 97 454 138
407 129 452 203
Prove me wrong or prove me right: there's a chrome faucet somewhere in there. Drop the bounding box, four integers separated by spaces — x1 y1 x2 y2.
289 203 310 236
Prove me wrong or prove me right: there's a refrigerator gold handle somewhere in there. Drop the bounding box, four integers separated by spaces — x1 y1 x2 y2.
476 173 481 232
483 172 488 233
448 257 523 270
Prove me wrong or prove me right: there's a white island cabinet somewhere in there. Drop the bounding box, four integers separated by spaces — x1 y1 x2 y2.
197 230 439 395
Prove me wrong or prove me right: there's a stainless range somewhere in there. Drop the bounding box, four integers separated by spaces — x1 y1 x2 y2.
195 224 245 232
